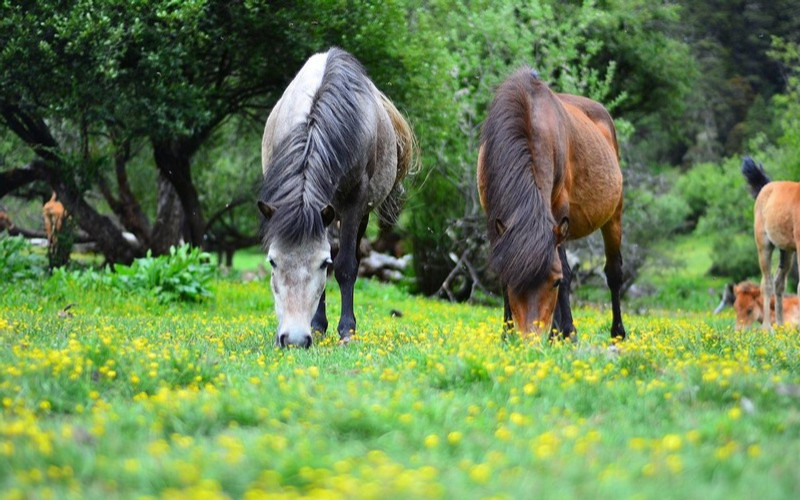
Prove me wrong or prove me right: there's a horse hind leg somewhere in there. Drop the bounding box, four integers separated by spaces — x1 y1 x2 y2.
757 240 775 331
601 213 626 340
774 249 793 325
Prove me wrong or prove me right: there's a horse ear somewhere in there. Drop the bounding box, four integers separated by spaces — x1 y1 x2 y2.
494 218 507 237
554 217 569 244
257 201 275 220
321 205 336 227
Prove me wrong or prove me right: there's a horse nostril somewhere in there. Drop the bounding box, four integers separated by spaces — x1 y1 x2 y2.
303 336 312 349
278 333 288 348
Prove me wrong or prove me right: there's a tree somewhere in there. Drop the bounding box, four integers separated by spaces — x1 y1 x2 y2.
0 0 425 263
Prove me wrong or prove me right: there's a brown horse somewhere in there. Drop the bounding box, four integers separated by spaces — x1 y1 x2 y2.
742 156 800 331
731 280 800 330
42 192 66 246
477 68 625 341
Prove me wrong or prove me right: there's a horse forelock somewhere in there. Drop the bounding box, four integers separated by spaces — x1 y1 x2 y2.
481 68 555 293
260 47 374 247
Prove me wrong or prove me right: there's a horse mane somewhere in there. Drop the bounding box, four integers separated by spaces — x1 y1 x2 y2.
481 68 556 293
741 156 771 199
260 47 373 245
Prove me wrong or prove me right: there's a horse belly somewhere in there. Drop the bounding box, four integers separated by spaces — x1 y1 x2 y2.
566 160 623 239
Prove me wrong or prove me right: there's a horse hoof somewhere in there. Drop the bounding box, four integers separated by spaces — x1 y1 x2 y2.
338 335 358 346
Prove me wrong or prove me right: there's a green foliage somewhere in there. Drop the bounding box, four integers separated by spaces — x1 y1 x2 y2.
112 245 216 303
708 234 759 282
670 157 755 280
0 235 47 282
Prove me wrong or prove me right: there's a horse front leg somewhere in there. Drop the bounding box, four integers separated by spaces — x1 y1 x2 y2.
553 245 576 342
774 249 792 325
601 215 626 340
501 285 513 337
311 290 328 335
334 211 369 341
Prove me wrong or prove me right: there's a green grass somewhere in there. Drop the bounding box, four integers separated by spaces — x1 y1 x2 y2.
577 234 732 313
1 270 799 499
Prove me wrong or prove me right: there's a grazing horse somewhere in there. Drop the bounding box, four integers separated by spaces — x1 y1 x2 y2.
477 68 626 341
258 47 416 348
731 280 800 330
42 192 66 246
741 156 800 331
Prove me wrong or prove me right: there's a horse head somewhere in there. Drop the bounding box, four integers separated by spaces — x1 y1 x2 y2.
733 282 763 330
501 217 569 338
258 202 335 348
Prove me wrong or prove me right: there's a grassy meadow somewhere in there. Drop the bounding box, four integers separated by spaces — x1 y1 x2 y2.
1 247 800 499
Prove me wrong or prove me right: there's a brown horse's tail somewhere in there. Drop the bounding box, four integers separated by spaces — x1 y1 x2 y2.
741 156 771 198
376 91 419 228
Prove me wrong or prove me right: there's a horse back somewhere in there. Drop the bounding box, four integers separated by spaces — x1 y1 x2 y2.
755 181 800 251
556 93 619 158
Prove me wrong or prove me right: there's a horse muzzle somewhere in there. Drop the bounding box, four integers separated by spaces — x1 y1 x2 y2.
276 330 313 349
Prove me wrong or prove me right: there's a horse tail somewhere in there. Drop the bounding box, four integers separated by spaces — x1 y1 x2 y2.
741 156 771 198
376 91 419 228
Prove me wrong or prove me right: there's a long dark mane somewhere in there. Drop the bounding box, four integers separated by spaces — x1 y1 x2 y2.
481 68 556 294
260 48 373 245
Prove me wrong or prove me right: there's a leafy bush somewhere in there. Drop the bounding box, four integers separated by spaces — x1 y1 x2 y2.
0 236 47 282
112 245 216 303
672 162 732 228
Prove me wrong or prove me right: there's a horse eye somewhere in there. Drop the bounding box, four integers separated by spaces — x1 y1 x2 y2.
321 258 332 270
268 258 277 269
553 278 562 289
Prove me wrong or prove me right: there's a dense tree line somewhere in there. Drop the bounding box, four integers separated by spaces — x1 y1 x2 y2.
2 1 799 292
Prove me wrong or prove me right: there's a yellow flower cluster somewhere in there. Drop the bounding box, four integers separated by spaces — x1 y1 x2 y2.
0 281 797 498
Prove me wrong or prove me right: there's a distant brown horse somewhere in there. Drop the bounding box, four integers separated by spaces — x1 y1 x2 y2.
742 157 800 331
731 281 800 330
0 210 12 232
477 68 625 341
42 192 66 246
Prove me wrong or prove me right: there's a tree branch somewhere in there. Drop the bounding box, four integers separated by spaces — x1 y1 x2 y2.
0 160 45 199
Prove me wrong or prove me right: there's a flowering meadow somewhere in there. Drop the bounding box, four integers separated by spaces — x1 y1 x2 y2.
1 275 799 500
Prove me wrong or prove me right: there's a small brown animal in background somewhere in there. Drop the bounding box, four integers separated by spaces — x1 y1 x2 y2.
733 281 800 330
0 210 13 232
42 192 66 246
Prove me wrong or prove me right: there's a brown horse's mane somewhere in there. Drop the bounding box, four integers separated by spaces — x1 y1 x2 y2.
481 68 559 294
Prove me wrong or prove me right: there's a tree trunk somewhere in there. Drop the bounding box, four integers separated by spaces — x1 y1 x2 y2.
0 161 43 199
150 172 186 255
1 104 138 264
97 140 153 249
152 139 205 248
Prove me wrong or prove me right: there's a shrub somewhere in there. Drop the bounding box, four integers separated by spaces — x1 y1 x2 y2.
0 235 47 283
112 245 216 303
